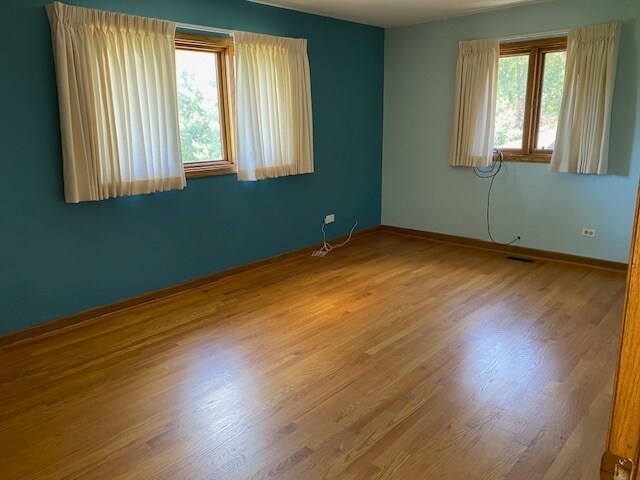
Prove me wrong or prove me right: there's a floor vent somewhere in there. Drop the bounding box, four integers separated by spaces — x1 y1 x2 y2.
506 256 535 263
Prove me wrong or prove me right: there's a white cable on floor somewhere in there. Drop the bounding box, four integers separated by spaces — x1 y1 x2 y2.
313 220 358 256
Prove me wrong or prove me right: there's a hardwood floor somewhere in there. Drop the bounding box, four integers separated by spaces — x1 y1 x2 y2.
0 233 625 479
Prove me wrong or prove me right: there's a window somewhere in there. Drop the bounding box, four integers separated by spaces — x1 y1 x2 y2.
175 33 235 178
494 37 567 162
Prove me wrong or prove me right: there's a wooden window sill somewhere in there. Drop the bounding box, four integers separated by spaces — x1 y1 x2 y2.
184 161 236 179
502 154 551 164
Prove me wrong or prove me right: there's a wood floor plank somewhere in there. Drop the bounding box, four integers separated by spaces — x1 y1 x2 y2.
0 233 624 479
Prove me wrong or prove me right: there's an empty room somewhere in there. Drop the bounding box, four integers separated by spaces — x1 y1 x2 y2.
1 0 640 478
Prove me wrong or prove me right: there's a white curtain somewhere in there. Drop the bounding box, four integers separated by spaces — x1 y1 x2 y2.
46 2 185 203
234 31 314 181
449 38 500 167
550 22 620 174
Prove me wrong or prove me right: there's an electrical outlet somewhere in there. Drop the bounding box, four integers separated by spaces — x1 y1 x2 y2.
581 228 596 238
324 214 335 224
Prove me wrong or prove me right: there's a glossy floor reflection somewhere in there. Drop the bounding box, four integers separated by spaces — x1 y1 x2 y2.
0 233 624 479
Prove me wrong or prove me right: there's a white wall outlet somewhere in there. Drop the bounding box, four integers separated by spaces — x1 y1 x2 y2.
581 228 597 238
324 214 335 224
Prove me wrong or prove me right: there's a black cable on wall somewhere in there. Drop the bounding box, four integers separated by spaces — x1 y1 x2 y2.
473 149 521 246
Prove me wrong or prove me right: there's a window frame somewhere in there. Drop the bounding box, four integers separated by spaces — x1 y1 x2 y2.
497 36 567 163
174 32 236 178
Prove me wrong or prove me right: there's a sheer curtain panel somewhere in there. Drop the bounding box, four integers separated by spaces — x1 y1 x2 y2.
46 2 185 203
550 22 620 174
449 38 500 167
234 31 314 181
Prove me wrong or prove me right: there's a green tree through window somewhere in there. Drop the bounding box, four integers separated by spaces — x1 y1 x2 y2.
493 37 567 161
495 54 529 148
537 51 566 149
175 49 223 163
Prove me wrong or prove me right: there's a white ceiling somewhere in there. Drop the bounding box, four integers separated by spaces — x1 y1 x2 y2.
248 0 554 28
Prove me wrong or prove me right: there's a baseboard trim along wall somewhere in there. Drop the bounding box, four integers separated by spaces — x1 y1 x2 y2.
0 227 381 348
381 225 629 272
1 224 627 347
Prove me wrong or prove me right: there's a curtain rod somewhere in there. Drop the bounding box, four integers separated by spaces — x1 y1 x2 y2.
176 22 233 36
500 29 567 43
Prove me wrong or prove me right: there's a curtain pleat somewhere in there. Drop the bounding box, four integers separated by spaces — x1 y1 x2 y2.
549 22 620 174
234 31 314 181
46 1 185 202
449 38 500 167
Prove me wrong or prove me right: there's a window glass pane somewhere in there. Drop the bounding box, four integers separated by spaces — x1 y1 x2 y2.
175 49 224 163
536 51 566 150
494 54 529 150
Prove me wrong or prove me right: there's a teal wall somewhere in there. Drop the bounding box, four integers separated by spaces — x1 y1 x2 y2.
383 0 640 263
0 0 384 334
